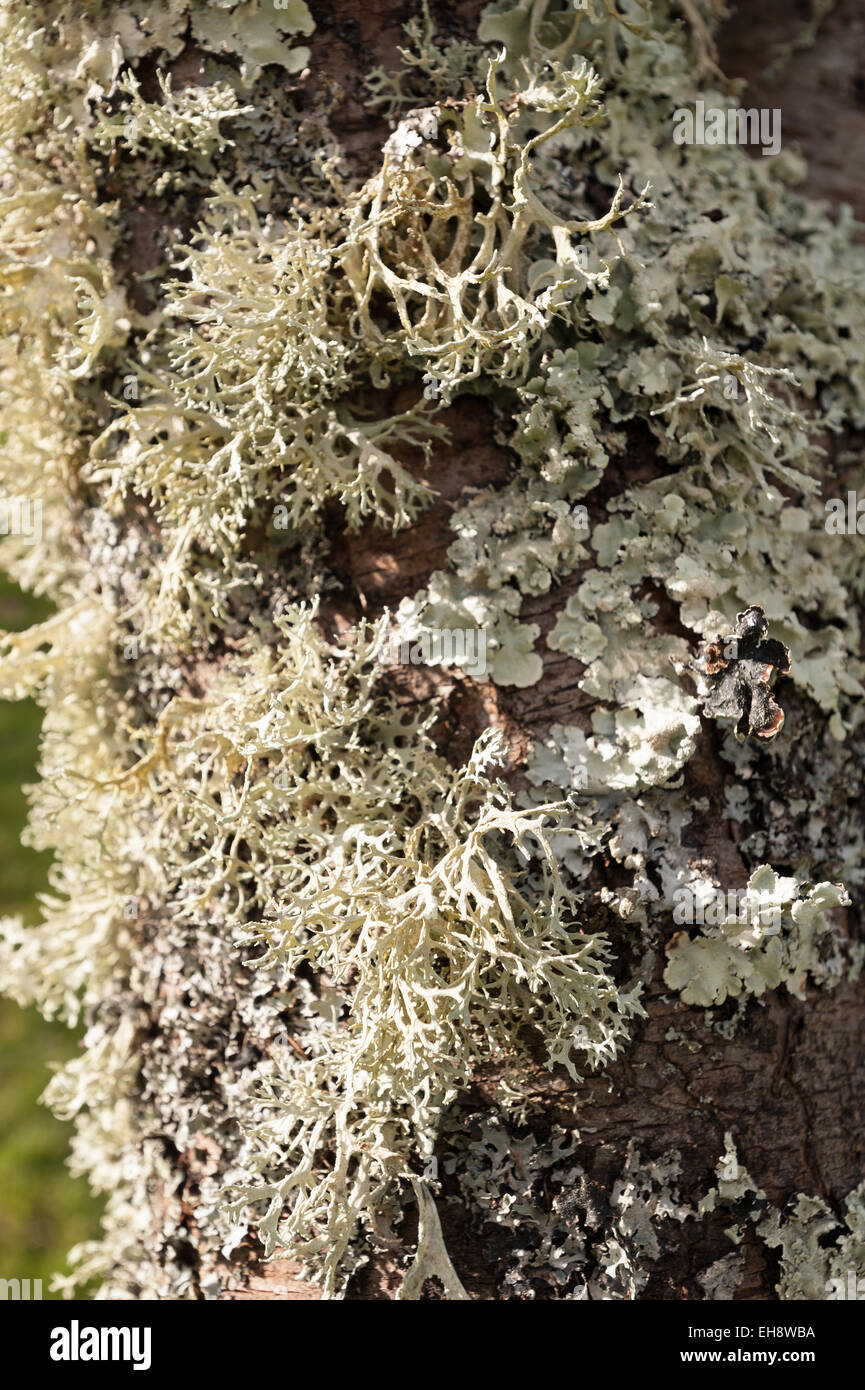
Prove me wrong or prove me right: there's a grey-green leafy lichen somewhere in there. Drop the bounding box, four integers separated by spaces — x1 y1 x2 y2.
0 0 863 1299
442 1113 690 1299
700 1135 865 1300
663 868 849 1008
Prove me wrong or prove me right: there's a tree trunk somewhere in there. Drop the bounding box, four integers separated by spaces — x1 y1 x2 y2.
2 0 864 1302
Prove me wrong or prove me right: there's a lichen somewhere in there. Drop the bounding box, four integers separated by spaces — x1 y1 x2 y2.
1 0 864 1301
442 1113 688 1299
699 1134 865 1300
663 869 849 1007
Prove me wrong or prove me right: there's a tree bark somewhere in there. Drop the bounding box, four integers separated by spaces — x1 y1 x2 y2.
4 0 864 1303
215 0 865 1300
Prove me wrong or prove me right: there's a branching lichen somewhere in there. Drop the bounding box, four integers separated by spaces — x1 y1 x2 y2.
1 0 864 1302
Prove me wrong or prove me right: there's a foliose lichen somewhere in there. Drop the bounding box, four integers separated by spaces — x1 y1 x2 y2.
1 0 863 1299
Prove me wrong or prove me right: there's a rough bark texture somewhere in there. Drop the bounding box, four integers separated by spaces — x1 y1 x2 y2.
208 0 865 1300
3 0 864 1303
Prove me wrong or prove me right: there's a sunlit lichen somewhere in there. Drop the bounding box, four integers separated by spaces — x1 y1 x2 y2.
1 0 864 1302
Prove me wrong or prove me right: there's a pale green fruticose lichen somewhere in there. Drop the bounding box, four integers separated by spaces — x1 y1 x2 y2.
0 598 643 1298
1 0 864 1300
90 70 255 169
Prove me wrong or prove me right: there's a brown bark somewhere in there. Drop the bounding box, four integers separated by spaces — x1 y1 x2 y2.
196 0 865 1299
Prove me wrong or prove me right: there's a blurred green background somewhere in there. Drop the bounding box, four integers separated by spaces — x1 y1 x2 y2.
0 573 102 1296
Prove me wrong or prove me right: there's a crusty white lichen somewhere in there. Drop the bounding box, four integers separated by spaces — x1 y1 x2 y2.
442 1113 689 1299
